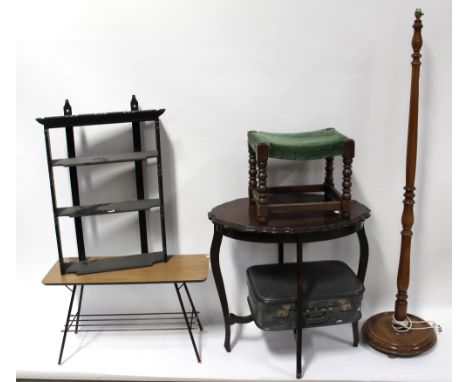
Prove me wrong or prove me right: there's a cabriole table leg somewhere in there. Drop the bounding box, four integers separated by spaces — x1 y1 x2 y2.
209 227 232 351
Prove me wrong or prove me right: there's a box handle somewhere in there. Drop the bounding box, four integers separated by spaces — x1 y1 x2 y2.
304 308 330 325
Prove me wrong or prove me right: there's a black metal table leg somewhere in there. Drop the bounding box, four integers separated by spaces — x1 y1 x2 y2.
58 285 77 365
182 282 203 331
209 227 233 352
296 242 304 379
74 285 84 334
174 283 201 363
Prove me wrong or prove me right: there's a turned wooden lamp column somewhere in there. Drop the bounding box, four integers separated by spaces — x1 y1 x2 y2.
362 9 437 356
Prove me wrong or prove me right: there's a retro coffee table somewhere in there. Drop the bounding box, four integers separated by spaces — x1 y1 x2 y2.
43 254 208 364
208 197 370 378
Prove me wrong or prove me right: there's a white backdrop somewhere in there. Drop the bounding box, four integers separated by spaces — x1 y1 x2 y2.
16 0 451 352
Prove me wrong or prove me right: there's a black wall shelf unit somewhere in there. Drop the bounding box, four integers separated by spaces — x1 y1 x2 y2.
38 95 167 275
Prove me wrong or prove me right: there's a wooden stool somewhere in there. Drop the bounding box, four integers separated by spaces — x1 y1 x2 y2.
248 128 355 222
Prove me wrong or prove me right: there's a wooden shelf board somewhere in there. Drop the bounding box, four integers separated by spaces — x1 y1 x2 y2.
52 151 157 167
56 199 160 217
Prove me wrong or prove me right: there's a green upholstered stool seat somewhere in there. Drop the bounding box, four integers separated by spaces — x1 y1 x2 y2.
248 128 349 160
247 127 355 222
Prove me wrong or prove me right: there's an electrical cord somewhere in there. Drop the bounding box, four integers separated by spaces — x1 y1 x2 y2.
392 315 442 333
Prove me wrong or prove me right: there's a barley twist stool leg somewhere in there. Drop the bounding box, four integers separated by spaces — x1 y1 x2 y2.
324 156 334 200
256 143 269 222
341 140 355 218
248 144 257 203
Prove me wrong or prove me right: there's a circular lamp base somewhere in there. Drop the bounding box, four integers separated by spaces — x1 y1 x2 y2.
362 311 437 357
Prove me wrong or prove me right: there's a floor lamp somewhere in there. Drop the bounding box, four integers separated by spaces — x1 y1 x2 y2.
362 9 437 356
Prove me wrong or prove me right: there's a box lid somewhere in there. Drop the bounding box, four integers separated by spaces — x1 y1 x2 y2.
246 260 364 304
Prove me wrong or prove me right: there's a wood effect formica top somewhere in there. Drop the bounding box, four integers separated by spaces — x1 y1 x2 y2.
208 198 370 235
43 254 209 285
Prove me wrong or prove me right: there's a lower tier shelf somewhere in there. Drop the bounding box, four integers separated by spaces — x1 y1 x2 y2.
65 311 200 332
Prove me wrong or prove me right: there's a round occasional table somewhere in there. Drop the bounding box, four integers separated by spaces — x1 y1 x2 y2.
208 197 371 378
